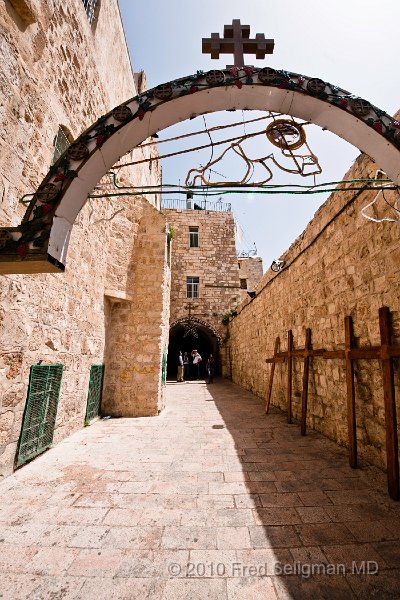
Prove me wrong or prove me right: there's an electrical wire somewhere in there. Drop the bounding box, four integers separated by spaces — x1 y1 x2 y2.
18 175 397 204
132 114 274 150
113 129 266 168
202 115 214 164
382 189 400 214
86 185 397 199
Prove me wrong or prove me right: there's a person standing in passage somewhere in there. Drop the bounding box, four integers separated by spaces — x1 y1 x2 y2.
183 352 189 381
191 349 202 380
206 354 216 384
177 351 184 382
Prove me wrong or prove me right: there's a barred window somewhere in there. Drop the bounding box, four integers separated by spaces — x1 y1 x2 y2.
82 0 98 24
240 278 247 289
189 226 199 248
187 276 199 298
51 126 71 165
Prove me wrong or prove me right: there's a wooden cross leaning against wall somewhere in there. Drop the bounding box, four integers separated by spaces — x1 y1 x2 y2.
202 19 274 68
265 306 400 501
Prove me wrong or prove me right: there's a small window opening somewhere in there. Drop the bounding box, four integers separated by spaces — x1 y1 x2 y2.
189 226 199 248
187 276 199 298
240 278 248 289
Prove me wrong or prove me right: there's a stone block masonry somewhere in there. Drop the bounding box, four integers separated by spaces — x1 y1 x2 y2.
238 256 263 302
102 200 170 418
226 151 400 471
166 209 241 340
165 208 242 376
0 0 166 477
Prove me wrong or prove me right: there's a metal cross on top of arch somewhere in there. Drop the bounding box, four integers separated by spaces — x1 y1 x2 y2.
1 21 400 274
202 19 275 68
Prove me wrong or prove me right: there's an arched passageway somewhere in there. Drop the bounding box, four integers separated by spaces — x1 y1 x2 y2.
1 66 400 273
167 319 220 380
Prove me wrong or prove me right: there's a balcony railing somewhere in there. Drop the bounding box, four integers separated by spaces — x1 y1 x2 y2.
161 198 231 212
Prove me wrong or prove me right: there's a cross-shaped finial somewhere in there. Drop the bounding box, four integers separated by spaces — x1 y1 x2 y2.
202 19 274 68
184 302 198 319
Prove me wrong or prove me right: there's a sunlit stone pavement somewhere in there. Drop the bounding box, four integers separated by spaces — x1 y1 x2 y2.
0 379 400 599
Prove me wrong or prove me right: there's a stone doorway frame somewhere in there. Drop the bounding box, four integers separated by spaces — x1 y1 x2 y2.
167 317 222 380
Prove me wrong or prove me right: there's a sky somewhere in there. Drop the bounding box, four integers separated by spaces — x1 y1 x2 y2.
118 0 400 270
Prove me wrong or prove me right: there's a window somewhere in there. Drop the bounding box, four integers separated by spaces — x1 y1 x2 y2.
189 226 199 248
51 126 72 165
187 276 199 298
240 278 248 289
82 0 98 24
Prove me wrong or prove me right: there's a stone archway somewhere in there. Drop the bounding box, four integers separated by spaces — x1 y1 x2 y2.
1 66 400 274
168 317 222 380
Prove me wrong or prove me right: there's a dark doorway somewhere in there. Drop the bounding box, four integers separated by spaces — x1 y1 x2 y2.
167 321 220 380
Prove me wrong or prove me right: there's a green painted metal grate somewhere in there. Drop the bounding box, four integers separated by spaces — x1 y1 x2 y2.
85 365 104 423
17 364 63 467
161 346 167 385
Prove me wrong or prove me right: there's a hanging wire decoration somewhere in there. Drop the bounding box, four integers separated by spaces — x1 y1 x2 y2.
361 169 400 223
185 114 321 187
17 110 398 205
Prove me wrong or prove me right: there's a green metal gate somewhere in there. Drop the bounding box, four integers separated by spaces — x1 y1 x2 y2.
85 365 104 423
17 364 63 467
161 346 167 385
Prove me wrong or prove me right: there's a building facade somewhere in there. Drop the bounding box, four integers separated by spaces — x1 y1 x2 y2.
163 198 263 379
0 0 169 477
237 255 264 302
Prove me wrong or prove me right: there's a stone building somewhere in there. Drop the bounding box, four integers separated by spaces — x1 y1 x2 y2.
163 198 264 378
1 1 399 497
0 0 169 477
226 150 400 473
163 198 244 378
237 255 264 301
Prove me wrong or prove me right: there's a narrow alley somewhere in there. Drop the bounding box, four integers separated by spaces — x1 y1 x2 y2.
0 381 399 599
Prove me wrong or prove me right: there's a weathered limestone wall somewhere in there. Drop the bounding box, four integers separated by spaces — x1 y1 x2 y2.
238 256 264 302
1 0 145 225
102 200 170 417
0 1 165 477
226 152 400 470
165 208 241 340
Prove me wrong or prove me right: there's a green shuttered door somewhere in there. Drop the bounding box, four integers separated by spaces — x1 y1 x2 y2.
17 364 63 467
85 365 104 423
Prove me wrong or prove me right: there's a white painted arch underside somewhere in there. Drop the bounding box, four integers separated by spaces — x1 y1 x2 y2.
49 85 400 264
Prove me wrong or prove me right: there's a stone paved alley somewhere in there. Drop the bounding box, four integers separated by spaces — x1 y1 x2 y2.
0 381 400 599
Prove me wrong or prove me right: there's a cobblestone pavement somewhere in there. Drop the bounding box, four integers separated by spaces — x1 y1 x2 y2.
0 380 400 599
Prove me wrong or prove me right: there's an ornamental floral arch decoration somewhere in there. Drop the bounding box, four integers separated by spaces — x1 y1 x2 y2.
1 66 400 274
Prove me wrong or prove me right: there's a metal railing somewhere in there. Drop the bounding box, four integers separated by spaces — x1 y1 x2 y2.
161 198 231 212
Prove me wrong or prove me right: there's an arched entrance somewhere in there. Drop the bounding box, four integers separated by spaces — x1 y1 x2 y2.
1 66 400 273
167 318 221 380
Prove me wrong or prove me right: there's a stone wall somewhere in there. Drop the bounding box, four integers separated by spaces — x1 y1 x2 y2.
0 0 165 477
102 199 170 417
237 256 264 302
165 207 241 339
226 152 400 470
